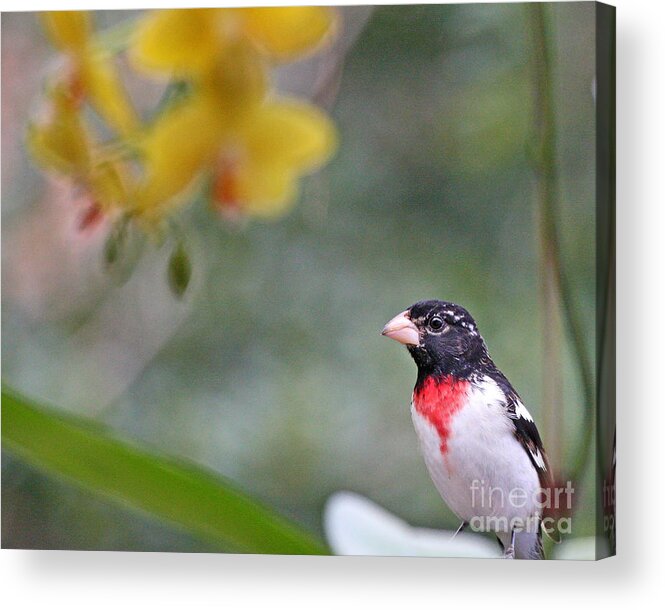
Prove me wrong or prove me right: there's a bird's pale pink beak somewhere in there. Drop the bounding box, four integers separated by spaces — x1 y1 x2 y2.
382 310 420 346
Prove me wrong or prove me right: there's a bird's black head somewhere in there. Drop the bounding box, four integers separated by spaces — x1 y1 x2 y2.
382 300 488 381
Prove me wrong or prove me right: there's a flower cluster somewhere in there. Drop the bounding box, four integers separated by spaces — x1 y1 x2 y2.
28 8 339 292
131 7 338 222
29 11 139 229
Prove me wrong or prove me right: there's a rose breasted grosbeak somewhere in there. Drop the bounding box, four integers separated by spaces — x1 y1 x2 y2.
382 300 557 559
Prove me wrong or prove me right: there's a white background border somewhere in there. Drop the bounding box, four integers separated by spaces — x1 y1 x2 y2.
1 0 663 607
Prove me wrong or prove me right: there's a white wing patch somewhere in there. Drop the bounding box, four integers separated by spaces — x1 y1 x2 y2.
530 447 546 470
505 395 547 472
515 400 534 422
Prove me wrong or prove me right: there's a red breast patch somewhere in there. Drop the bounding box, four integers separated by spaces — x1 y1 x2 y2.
413 375 470 455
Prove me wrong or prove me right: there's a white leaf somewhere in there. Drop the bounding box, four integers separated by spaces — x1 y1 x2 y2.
324 491 501 558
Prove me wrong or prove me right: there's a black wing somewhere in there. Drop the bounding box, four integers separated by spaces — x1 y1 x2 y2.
484 366 560 543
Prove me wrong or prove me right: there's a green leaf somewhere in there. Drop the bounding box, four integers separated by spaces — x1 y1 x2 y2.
1 387 329 555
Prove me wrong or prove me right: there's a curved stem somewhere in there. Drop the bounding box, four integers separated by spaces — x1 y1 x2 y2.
527 4 594 488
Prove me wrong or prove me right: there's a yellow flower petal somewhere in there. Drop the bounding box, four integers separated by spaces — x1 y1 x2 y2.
82 56 138 137
241 99 338 171
199 42 267 110
41 11 91 53
243 7 336 60
131 9 224 78
136 94 226 215
234 164 299 218
27 88 91 176
87 160 130 211
212 100 337 218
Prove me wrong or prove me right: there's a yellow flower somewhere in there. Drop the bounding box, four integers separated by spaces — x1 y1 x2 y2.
31 7 340 231
86 158 132 214
41 10 90 53
134 94 227 219
211 99 337 218
27 83 132 218
135 94 337 220
41 11 138 137
27 84 91 177
131 7 337 79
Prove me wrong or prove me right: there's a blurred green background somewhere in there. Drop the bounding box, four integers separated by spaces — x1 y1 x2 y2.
2 3 596 551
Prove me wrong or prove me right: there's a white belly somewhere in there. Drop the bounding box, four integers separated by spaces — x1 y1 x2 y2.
411 378 540 531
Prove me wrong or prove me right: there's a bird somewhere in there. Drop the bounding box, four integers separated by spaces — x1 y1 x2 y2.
382 299 558 559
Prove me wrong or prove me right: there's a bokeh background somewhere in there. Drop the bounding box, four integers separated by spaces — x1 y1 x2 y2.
2 3 596 552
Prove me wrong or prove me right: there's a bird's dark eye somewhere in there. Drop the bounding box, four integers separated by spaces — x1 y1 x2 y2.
429 316 444 331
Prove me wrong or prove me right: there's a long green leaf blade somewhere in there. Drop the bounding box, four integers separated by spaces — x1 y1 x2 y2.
2 388 328 555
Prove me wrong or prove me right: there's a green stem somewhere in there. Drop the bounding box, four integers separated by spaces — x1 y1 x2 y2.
93 17 138 55
527 4 594 488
